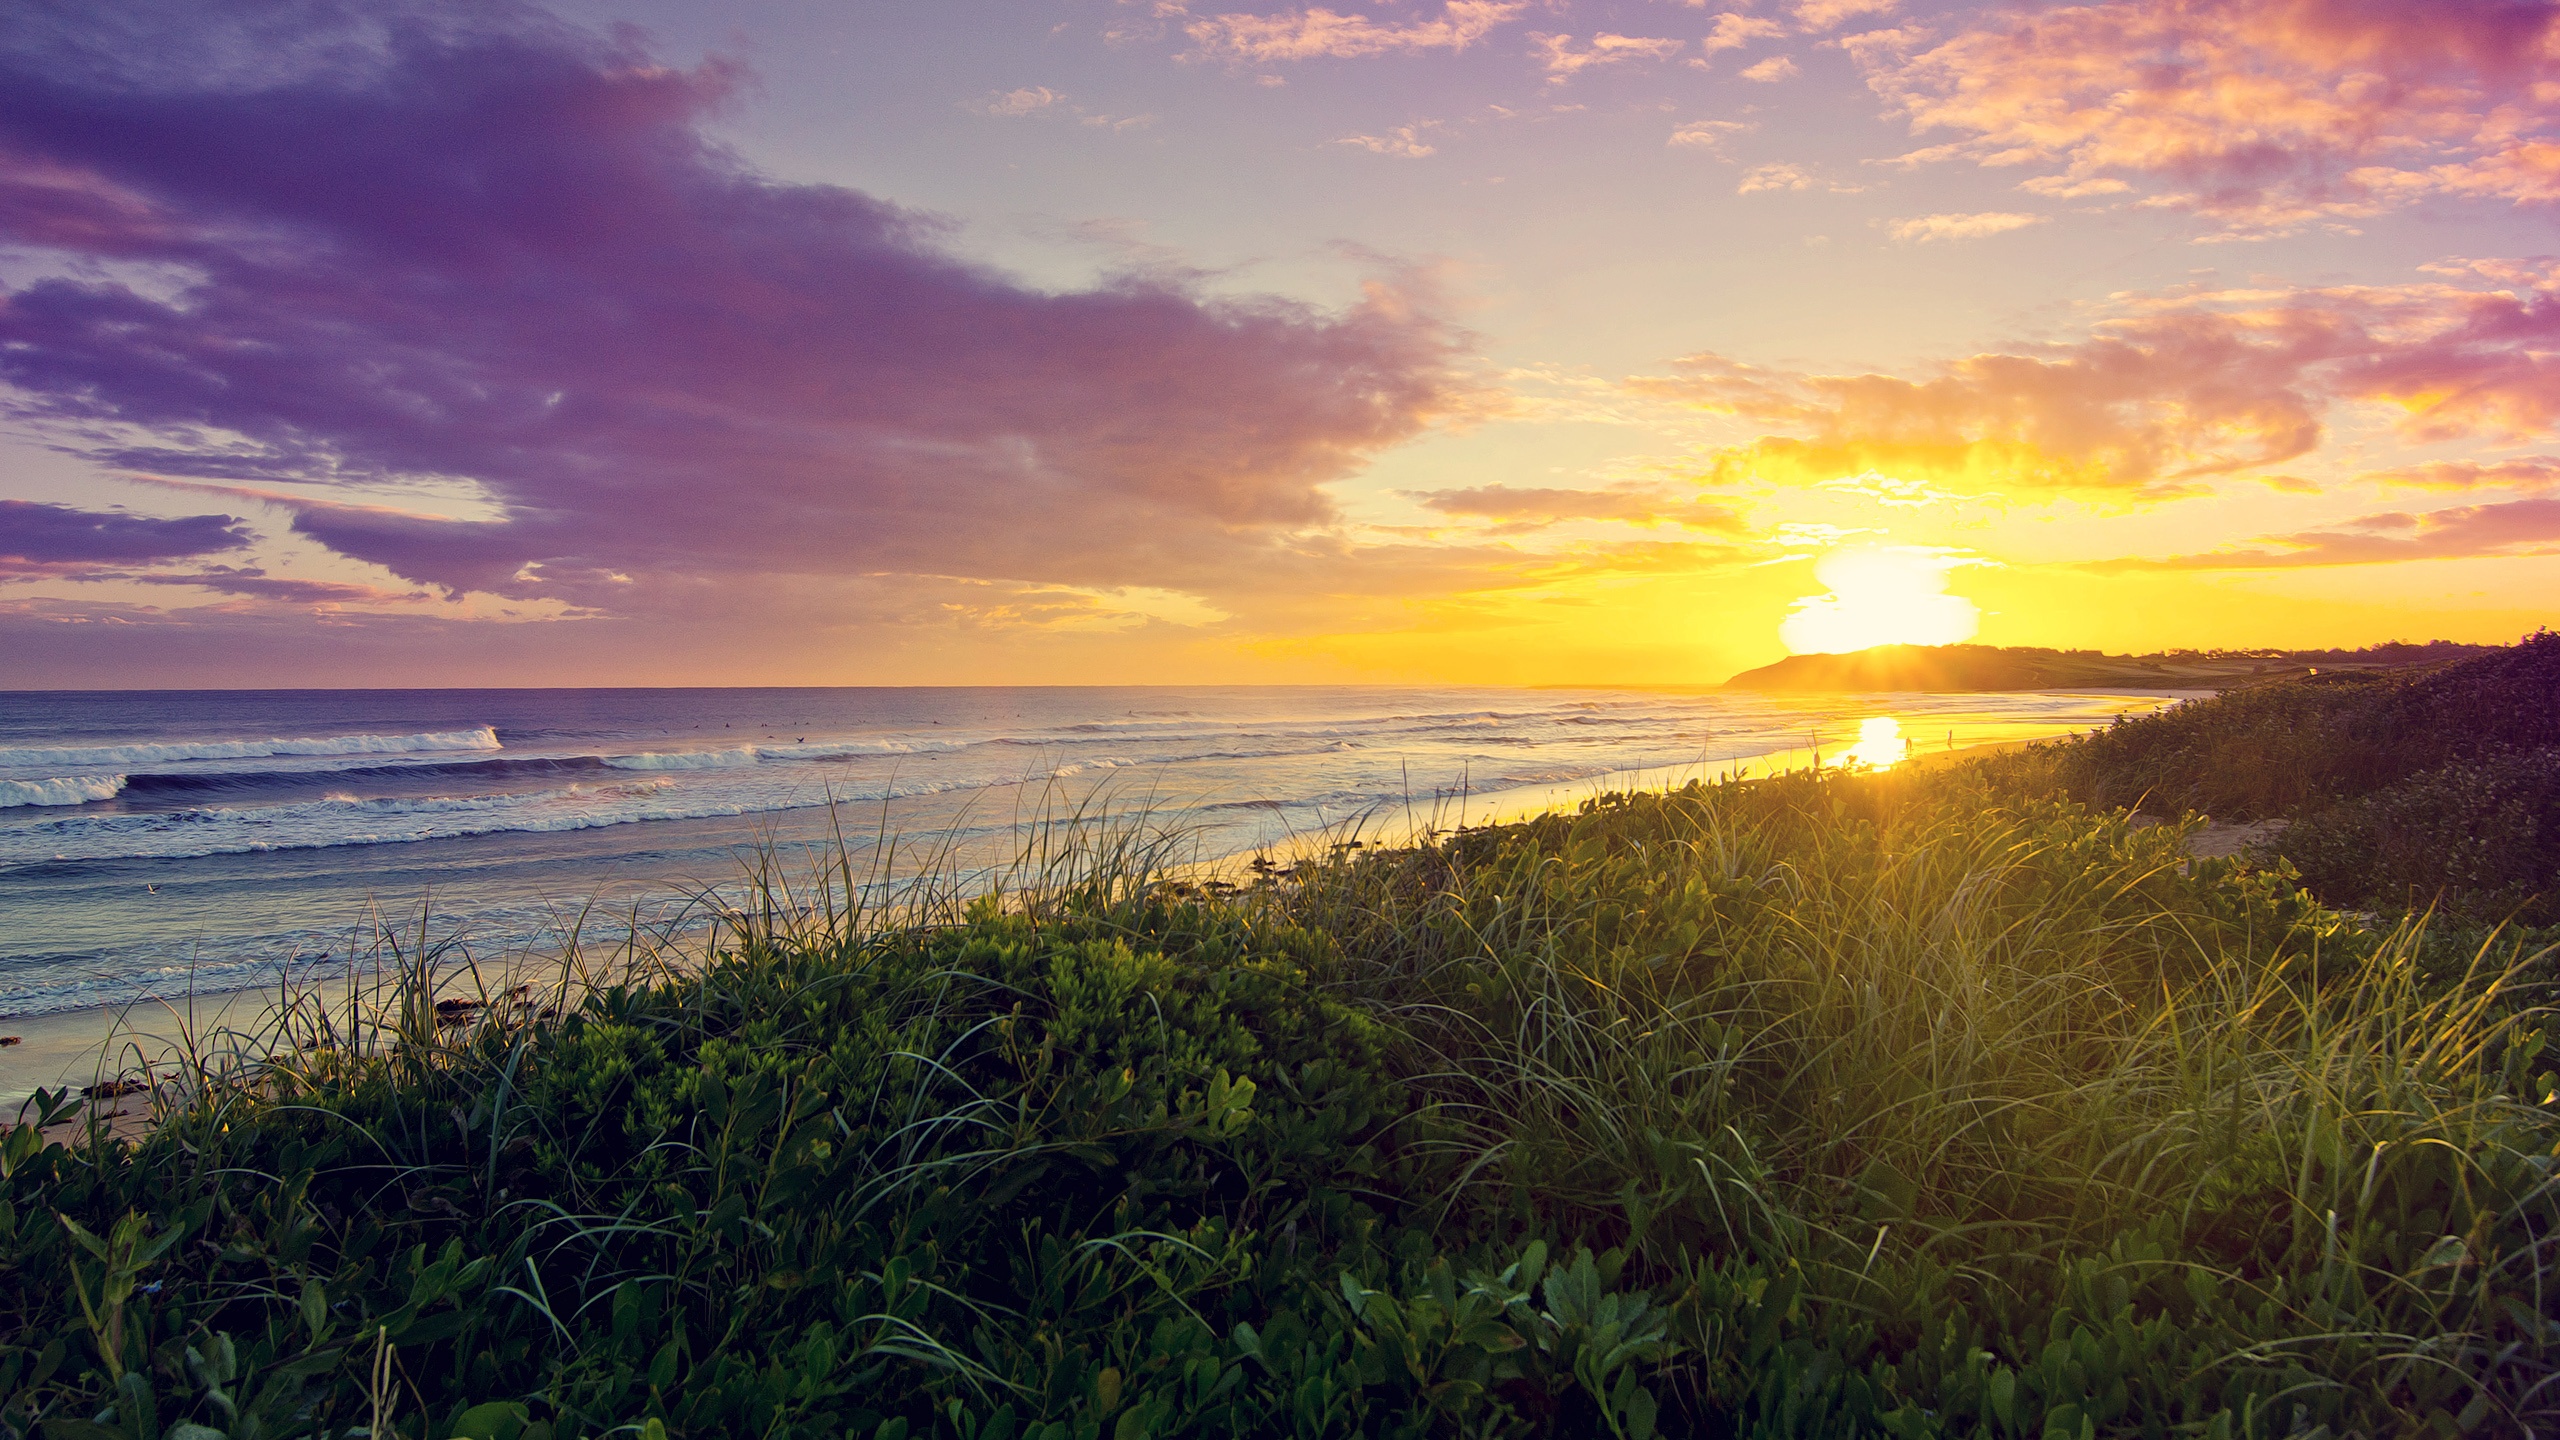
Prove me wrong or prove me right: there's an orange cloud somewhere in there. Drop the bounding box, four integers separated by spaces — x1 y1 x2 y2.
1886 210 2045 241
1669 119 1751 151
1534 32 1686 81
1182 2 1527 61
1792 0 1899 31
1737 162 1818 193
1849 0 2560 231
1629 268 2560 496
1338 124 1440 157
1701 13 1787 54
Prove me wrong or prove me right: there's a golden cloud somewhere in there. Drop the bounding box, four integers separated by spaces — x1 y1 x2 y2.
1625 267 2560 497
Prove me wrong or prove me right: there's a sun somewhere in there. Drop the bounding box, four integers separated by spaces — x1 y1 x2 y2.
1839 716 1909 769
1780 547 1981 655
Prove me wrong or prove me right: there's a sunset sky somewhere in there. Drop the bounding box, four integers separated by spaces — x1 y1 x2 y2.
3 0 2556 687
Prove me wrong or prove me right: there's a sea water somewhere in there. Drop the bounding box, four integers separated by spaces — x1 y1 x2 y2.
0 685 2177 1020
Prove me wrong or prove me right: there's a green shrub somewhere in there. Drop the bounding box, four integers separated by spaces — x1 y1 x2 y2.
2267 747 2560 924
1 770 2552 1437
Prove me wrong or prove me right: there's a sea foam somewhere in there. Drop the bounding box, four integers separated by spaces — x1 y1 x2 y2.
0 775 128 808
602 737 967 770
0 725 501 769
603 747 762 771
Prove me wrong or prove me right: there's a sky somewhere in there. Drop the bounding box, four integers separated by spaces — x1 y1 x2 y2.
1 0 2556 688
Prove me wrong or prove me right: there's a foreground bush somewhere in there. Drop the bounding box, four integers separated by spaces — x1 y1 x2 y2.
2 773 2554 1438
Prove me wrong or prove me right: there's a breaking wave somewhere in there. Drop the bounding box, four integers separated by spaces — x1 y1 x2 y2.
0 775 128 808
0 725 501 769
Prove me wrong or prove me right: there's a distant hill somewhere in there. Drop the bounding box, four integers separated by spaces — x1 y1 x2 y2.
1720 641 2496 692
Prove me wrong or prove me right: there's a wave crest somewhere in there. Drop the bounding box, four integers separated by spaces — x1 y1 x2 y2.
0 775 128 808
604 747 761 771
0 726 501 769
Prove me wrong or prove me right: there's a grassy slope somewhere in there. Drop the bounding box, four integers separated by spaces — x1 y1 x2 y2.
1975 630 2560 923
4 655 2558 1438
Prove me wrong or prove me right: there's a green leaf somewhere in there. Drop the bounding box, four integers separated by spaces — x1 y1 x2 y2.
1623 1385 1658 1440
56 1212 110 1261
450 1401 531 1440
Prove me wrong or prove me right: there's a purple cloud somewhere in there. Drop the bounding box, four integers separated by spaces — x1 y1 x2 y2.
0 498 248 573
1411 483 1744 532
0 3 1470 616
2092 495 2560 569
129 565 425 603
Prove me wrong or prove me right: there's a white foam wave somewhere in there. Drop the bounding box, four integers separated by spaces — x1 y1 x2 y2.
1046 757 1139 779
0 726 501 770
764 738 970 759
600 738 967 771
0 775 964 867
0 775 129 808
605 746 761 771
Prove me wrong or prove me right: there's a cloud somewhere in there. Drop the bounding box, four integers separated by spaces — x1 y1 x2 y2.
1887 210 2046 242
1182 2 1527 61
1625 308 2331 497
1738 54 1799 81
2097 496 2560 568
1736 162 1860 194
1738 163 1813 193
1625 267 2560 499
1669 119 1749 151
1409 482 1745 531
131 566 426 604
0 499 249 574
1338 124 1439 157
0 4 1475 618
2018 174 2130 198
1849 0 2560 231
1701 14 1787 54
972 85 1154 130
1533 32 1686 81
2361 457 2560 489
1790 0 1897 32
1822 471 1960 507
975 86 1062 117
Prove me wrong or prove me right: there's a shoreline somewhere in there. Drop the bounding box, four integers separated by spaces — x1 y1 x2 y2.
2 698 2175 1111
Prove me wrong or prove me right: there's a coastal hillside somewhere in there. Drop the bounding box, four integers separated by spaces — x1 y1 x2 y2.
1980 630 2560 922
1722 639 2493 691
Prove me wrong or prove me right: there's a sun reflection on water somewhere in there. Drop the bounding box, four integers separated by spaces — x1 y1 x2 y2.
1840 716 1908 769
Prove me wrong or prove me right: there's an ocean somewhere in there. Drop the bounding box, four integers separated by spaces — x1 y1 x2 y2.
0 685 2178 1026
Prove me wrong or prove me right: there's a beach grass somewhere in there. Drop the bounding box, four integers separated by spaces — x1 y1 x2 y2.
2 745 2553 1439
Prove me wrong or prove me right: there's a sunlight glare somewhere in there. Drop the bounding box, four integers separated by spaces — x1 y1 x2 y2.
1840 716 1908 769
1780 546 1980 655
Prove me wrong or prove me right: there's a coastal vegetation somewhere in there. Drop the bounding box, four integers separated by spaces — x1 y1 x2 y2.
1977 630 2560 926
1721 640 2496 693
2 642 2555 1438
